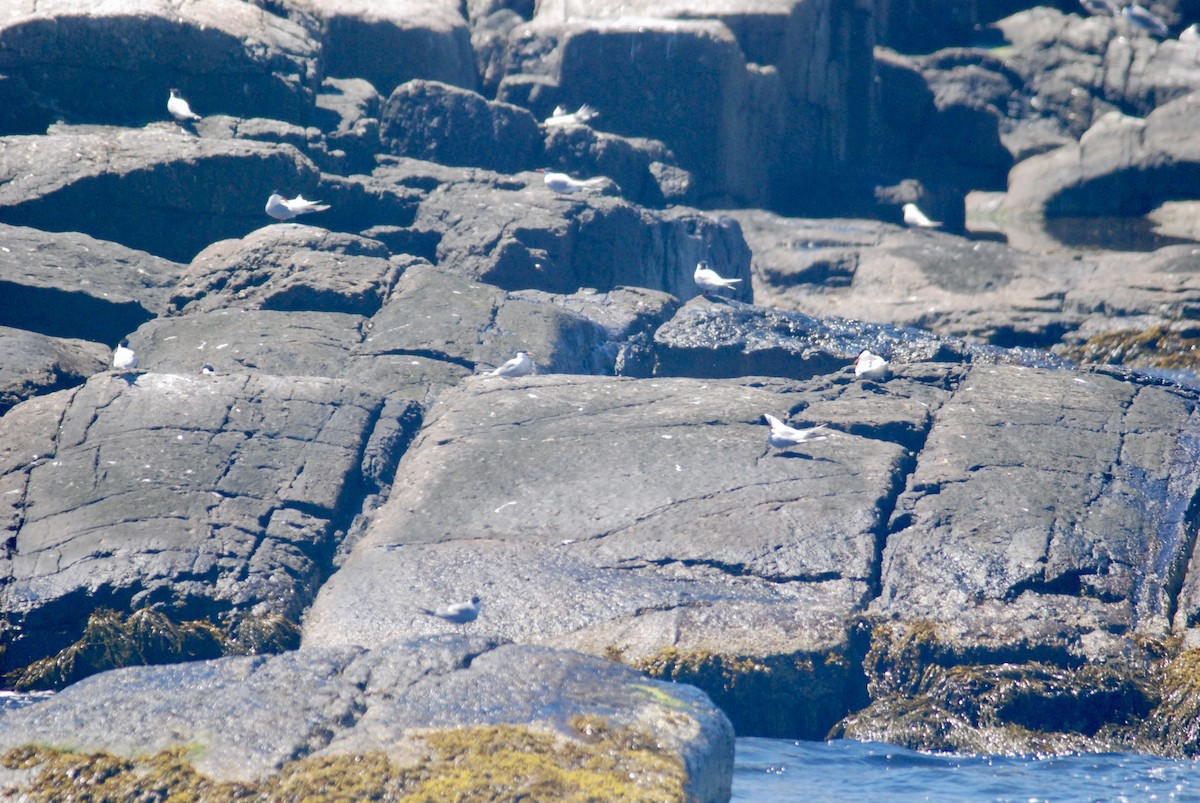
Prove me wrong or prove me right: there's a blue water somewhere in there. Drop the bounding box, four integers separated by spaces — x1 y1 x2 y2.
733 738 1200 802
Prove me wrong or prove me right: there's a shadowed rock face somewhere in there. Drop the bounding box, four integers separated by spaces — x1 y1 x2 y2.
0 0 321 126
9 0 1200 794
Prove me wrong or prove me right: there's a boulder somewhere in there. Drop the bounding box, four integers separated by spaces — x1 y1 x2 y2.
0 638 733 801
314 77 384 173
135 263 677 404
127 310 371 383
410 174 752 297
542 124 695 207
502 16 775 205
170 225 408 316
0 328 108 415
0 0 321 126
192 115 345 174
380 80 543 172
874 364 1200 648
359 262 679 379
0 127 323 263
0 223 183 343
289 0 478 96
0 372 390 677
1003 94 1200 220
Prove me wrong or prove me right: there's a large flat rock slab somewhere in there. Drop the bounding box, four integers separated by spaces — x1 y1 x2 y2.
875 364 1200 656
0 638 733 801
305 372 939 735
0 371 386 675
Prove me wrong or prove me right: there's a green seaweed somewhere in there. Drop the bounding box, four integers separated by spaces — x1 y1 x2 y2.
630 645 865 739
9 608 300 691
1059 325 1200 371
0 720 687 802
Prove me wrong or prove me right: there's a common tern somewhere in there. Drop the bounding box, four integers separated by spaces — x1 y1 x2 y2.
1123 3 1170 37
544 104 599 127
763 414 835 451
112 340 138 371
167 88 201 122
902 202 942 229
540 170 606 194
694 261 742 296
265 192 330 221
854 350 890 381
486 351 534 377
419 596 481 628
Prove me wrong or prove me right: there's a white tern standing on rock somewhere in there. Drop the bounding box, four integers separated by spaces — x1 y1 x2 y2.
544 104 599 127
486 351 534 377
265 192 330 221
419 596 481 630
167 88 201 122
112 340 138 371
540 169 606 194
694 260 742 296
763 414 835 451
854 350 890 381
902 202 942 228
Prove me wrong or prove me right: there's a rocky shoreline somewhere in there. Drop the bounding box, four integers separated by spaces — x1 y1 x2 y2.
5 0 1200 798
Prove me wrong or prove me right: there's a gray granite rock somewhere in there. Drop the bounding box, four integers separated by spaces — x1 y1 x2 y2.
411 174 752 297
303 372 935 735
729 209 1200 352
0 127 323 262
0 0 321 126
170 225 407 316
0 223 183 343
0 638 733 802
0 328 108 415
506 0 876 206
995 7 1200 144
875 363 1200 655
1004 93 1200 220
381 79 542 172
0 372 387 673
291 0 479 96
651 296 1065 382
542 124 695 208
361 262 679 378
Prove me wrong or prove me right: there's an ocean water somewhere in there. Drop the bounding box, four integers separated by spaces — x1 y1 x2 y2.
733 737 1200 802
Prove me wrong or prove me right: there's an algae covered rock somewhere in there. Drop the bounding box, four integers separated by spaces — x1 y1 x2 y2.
0 637 733 802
